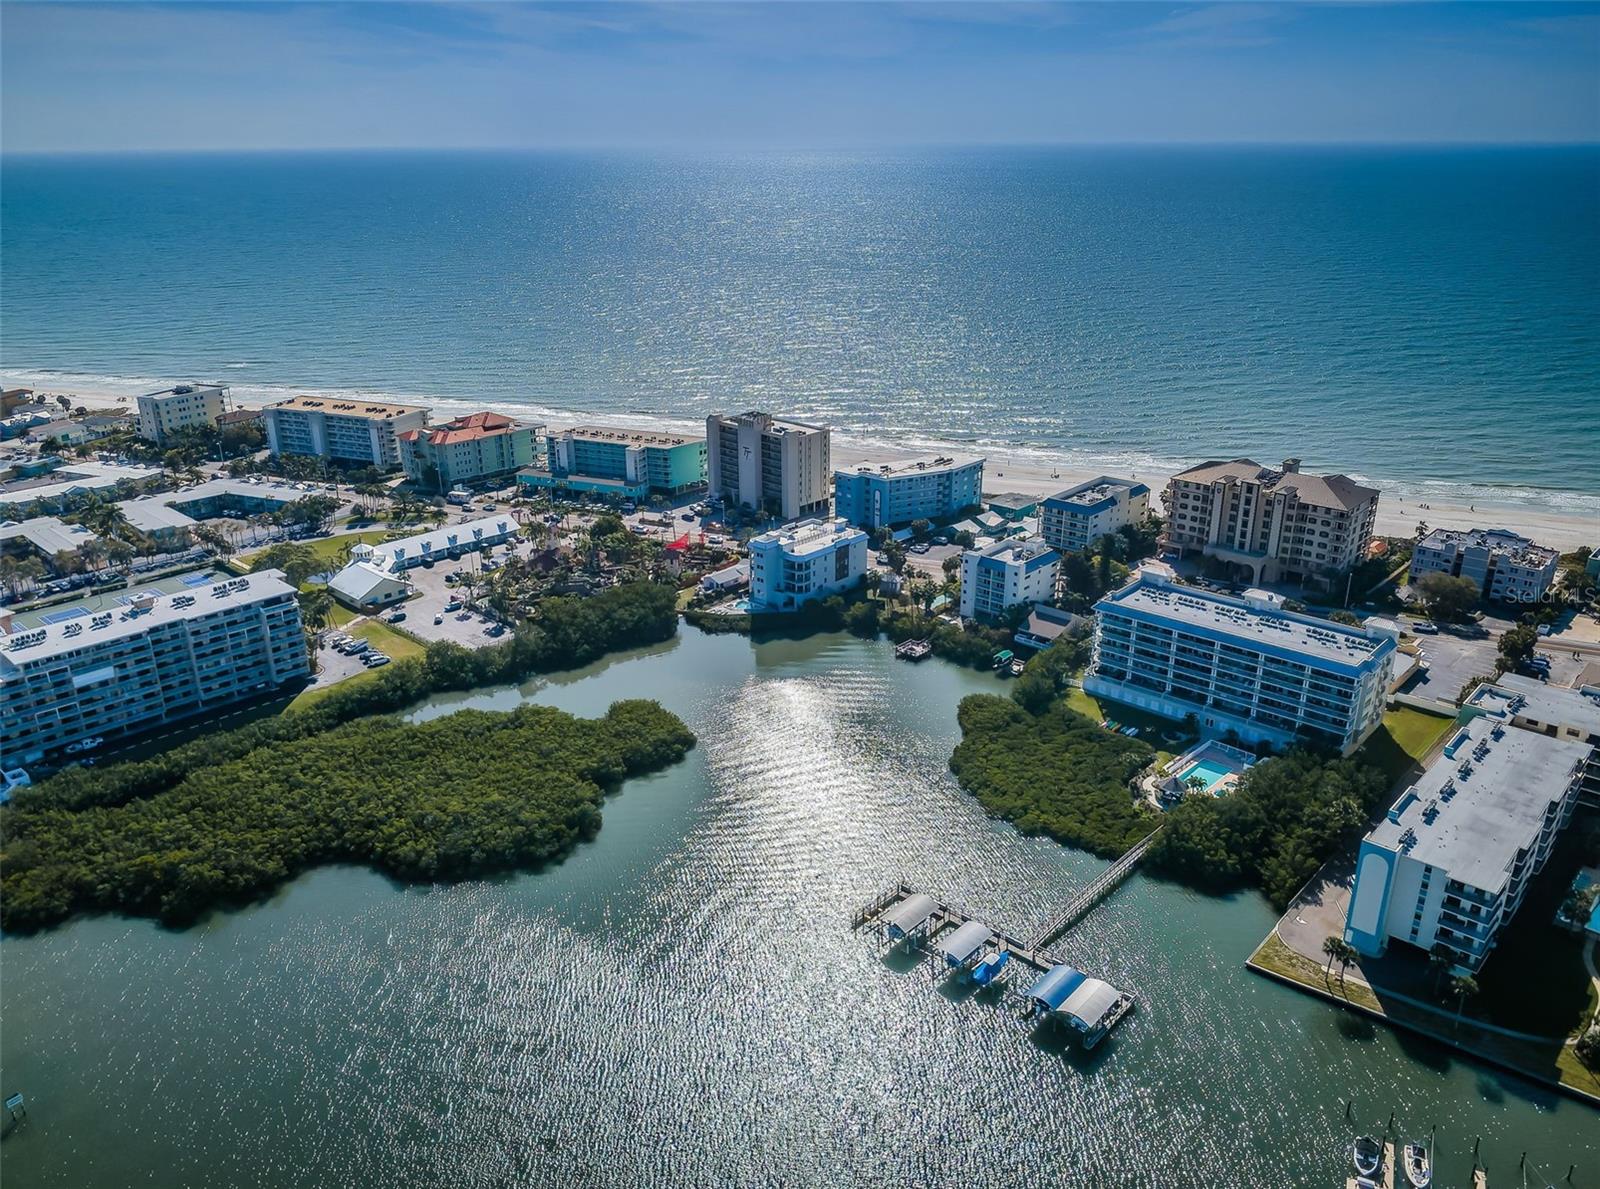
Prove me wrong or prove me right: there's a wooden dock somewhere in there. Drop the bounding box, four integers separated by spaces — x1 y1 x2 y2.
1028 829 1160 951
850 881 1064 973
894 638 933 661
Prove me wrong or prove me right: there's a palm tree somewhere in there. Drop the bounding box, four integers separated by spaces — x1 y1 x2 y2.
1322 935 1343 977
1449 974 1479 1030
297 588 333 634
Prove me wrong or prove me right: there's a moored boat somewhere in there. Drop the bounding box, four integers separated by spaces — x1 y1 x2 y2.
1403 1140 1431 1188
1352 1135 1383 1179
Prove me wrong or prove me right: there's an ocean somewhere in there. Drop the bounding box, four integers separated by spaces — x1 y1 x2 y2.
2 146 1596 512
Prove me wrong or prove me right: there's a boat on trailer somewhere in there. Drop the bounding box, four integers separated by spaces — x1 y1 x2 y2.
1352 1135 1383 1180
1403 1140 1431 1188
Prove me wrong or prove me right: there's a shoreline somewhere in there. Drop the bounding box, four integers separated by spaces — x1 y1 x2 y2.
9 372 1597 552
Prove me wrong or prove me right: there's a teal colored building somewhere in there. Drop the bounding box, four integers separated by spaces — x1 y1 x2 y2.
524 425 707 499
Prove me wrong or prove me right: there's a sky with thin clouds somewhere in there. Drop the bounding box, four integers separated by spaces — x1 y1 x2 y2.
3 1 1597 152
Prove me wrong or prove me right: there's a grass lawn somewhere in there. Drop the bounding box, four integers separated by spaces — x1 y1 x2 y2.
350 618 425 661
1357 706 1456 785
1064 682 1193 747
236 529 394 573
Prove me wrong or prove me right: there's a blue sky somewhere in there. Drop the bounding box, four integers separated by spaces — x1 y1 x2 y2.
3 2 1597 151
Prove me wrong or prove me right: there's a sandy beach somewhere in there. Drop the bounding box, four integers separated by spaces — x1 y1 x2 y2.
10 375 1596 552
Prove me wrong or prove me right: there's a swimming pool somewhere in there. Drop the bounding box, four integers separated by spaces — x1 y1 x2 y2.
1178 758 1236 795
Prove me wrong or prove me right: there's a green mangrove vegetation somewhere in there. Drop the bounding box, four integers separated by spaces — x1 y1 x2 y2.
1146 750 1389 910
1 700 696 931
948 695 1158 856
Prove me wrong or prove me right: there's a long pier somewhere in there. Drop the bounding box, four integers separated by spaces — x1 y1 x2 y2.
1028 829 1160 951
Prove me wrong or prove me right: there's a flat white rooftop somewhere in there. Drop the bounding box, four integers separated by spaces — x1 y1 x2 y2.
1097 566 1392 670
1 569 298 666
1468 676 1600 737
840 454 983 479
141 383 227 402
1366 714 1587 893
750 517 864 558
268 395 426 419
1418 526 1558 569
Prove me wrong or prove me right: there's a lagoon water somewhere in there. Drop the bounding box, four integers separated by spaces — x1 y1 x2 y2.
3 147 1598 511
2 628 1594 1187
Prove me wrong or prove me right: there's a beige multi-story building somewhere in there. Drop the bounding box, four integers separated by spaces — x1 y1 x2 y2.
706 412 831 520
0 569 308 766
1162 458 1379 584
262 396 429 469
136 383 230 445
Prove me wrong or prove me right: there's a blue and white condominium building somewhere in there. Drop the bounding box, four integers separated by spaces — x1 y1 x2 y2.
0 569 309 766
1344 711 1588 973
833 455 984 531
747 517 868 612
1039 476 1150 555
1084 563 1396 755
959 540 1060 622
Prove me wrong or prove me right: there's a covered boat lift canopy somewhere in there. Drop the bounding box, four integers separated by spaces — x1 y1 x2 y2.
884 893 939 940
1060 978 1121 1032
1024 964 1085 1011
936 921 993 967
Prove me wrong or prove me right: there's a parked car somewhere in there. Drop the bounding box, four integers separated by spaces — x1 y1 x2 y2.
445 598 463 612
1409 620 1438 634
364 654 391 668
434 613 444 624
386 610 406 623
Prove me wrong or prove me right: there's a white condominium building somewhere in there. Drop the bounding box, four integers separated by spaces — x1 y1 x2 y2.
1084 563 1397 755
262 396 430 469
1162 458 1379 584
0 569 309 766
706 412 832 521
1040 476 1151 555
1410 528 1559 605
1344 713 1588 973
747 517 867 612
959 539 1060 622
136 383 230 445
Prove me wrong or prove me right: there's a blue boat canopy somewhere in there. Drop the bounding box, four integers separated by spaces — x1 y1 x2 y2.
1025 964 1086 1011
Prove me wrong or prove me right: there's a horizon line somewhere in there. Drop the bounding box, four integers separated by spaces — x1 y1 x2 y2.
5 138 1600 159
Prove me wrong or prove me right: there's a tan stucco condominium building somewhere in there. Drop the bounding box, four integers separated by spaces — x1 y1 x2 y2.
1161 457 1379 584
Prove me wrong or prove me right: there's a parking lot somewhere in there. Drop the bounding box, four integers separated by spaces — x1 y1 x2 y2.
1403 610 1590 701
1403 624 1505 701
393 544 519 649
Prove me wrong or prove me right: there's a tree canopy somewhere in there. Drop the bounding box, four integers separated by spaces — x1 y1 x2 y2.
948 696 1157 856
1147 749 1389 908
1 700 695 931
